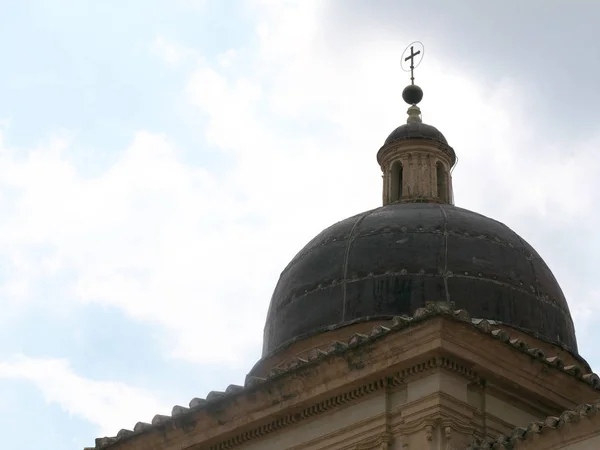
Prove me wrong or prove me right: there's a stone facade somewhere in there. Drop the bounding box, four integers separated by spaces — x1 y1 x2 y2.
87 304 600 450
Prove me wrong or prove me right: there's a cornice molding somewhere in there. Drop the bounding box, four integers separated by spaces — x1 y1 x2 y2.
90 303 599 449
468 400 600 449
376 138 456 167
208 356 475 450
353 432 393 450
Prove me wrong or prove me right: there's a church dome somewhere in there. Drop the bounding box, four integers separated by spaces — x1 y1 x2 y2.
261 202 577 357
259 69 579 366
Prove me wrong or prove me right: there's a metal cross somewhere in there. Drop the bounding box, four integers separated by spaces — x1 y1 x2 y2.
404 45 421 85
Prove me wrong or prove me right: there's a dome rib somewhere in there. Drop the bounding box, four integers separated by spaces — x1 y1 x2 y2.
341 209 377 323
438 203 451 303
506 222 546 309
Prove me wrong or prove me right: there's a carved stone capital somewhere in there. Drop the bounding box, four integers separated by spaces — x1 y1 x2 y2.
425 424 434 441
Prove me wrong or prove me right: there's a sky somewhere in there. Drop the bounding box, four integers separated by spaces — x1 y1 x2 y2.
0 0 600 448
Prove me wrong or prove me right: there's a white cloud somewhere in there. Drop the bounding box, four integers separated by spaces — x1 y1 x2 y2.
153 36 197 65
178 0 207 11
218 49 237 68
0 118 10 132
0 355 168 436
0 129 271 366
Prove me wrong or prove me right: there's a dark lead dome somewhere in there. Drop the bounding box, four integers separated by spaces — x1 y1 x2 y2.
385 122 448 146
262 202 577 357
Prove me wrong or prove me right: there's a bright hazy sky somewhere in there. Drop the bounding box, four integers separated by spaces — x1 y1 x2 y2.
1 1 600 448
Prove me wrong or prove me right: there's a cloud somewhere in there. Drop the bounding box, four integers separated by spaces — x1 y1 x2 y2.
178 0 207 11
0 355 167 435
0 129 271 366
218 49 237 68
153 36 198 65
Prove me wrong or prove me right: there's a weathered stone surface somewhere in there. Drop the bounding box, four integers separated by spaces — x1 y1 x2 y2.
244 375 266 388
348 333 368 346
326 340 348 353
546 356 564 368
453 309 470 322
225 384 244 395
189 397 207 409
171 405 189 417
583 373 600 387
307 348 327 361
491 328 510 342
368 325 390 337
133 422 152 432
116 429 133 439
206 390 226 402
151 414 170 426
95 437 116 448
285 358 307 371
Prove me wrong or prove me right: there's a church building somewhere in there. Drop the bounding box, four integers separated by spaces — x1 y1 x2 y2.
86 51 600 450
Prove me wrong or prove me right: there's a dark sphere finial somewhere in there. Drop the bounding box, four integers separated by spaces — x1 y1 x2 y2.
402 84 423 105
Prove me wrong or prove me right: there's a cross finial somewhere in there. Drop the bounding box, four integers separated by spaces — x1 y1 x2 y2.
401 41 424 86
401 42 425 106
404 45 421 85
